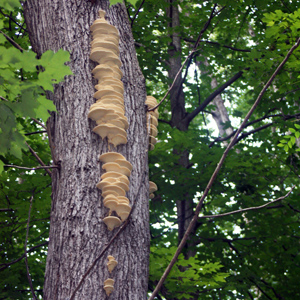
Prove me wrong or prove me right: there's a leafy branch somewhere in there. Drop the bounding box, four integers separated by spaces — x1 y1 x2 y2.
148 36 300 300
199 185 295 219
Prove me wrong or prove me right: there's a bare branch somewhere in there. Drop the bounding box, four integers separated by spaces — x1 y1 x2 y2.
131 0 145 27
31 118 46 129
25 142 52 176
183 70 245 126
25 130 47 136
0 241 48 271
0 95 9 102
0 208 14 212
184 37 251 52
24 194 38 300
148 37 300 300
0 8 28 32
0 29 24 52
4 164 59 171
199 186 295 219
209 112 300 147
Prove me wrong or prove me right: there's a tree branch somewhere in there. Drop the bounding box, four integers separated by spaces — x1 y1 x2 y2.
0 8 28 32
24 194 38 300
148 37 300 300
0 29 24 52
182 70 245 126
4 164 59 171
199 186 295 219
0 95 9 101
25 142 52 176
25 130 47 136
31 118 47 129
183 37 251 52
0 241 48 271
208 112 300 147
131 0 145 27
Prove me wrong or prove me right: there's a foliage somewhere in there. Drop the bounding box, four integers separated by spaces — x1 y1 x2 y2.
0 1 71 298
1 0 300 299
0 1 72 173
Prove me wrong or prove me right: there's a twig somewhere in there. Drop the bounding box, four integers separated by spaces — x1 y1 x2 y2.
208 112 300 147
199 186 295 219
131 0 145 27
24 194 38 300
0 29 24 52
183 70 245 126
147 36 300 300
148 4 223 112
183 38 251 52
0 241 48 271
25 130 47 136
4 164 59 171
0 8 28 32
69 160 148 300
0 95 9 101
0 208 14 212
31 118 47 129
25 142 52 176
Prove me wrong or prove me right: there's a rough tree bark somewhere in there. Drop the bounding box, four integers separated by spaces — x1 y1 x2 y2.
23 1 149 299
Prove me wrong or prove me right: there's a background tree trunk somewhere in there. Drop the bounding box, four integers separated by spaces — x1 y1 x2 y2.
23 1 149 299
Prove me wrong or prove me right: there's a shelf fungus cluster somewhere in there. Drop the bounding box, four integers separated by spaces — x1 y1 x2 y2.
103 255 118 296
99 152 132 231
146 96 159 151
88 9 128 147
146 96 159 199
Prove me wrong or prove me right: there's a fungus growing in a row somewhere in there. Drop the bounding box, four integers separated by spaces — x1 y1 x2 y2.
103 278 115 296
146 96 159 151
149 181 158 199
88 9 128 148
107 255 118 273
98 152 132 229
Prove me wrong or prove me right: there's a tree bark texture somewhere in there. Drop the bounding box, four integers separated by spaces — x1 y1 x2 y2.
166 1 196 259
23 1 149 299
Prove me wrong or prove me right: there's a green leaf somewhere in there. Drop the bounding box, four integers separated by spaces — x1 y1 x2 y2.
38 49 72 91
289 127 296 133
0 0 20 11
0 160 4 174
284 144 289 152
294 123 300 129
109 0 123 5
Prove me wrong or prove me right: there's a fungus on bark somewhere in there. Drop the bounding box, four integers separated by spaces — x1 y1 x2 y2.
107 255 118 273
103 278 115 296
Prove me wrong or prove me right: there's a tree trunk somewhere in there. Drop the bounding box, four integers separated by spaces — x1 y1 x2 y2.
166 1 196 260
23 1 149 299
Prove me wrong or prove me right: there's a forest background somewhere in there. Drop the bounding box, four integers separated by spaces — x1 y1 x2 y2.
1 0 300 299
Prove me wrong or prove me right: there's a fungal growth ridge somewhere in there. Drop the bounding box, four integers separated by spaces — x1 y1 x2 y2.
146 96 159 199
89 9 128 147
89 10 133 297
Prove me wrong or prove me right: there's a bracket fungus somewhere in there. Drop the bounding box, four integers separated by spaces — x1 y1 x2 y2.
103 216 121 231
89 10 128 149
149 181 158 199
107 255 118 273
90 11 132 233
146 96 159 151
103 278 115 296
115 202 131 221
